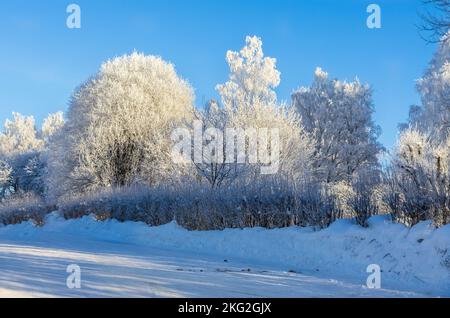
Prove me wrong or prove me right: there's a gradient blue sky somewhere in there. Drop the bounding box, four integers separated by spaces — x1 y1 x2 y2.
0 0 440 149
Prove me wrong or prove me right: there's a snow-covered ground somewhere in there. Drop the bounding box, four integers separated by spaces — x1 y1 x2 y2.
0 213 449 298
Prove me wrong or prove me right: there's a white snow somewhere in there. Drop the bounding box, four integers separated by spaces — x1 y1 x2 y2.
0 213 449 298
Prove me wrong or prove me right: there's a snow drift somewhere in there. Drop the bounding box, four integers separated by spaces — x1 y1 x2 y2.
0 213 449 296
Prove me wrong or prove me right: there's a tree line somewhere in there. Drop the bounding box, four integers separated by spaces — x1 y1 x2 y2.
0 34 448 229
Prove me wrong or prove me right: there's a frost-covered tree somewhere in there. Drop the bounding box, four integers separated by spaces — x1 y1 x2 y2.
47 52 195 200
292 68 384 184
419 0 450 43
390 36 450 227
388 129 450 226
0 160 12 199
227 99 313 185
0 112 63 199
191 99 241 188
199 36 314 187
404 34 450 141
0 113 43 155
0 112 43 198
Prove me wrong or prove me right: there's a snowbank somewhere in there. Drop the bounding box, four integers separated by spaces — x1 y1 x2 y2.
1 213 449 296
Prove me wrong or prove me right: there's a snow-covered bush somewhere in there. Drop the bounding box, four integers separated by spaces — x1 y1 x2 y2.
0 193 54 226
47 52 195 201
56 178 343 230
327 181 355 217
294 182 340 228
387 129 450 226
349 169 381 227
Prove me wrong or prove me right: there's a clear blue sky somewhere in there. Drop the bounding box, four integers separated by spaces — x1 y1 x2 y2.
0 0 439 149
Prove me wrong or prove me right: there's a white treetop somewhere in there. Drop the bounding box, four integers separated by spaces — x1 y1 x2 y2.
217 36 281 112
41 111 65 141
0 113 43 156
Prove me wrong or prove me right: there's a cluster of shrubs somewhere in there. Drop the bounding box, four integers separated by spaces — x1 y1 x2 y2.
0 193 55 227
0 181 370 230
58 186 326 231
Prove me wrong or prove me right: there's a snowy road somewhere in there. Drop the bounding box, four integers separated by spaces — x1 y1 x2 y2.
0 236 422 298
